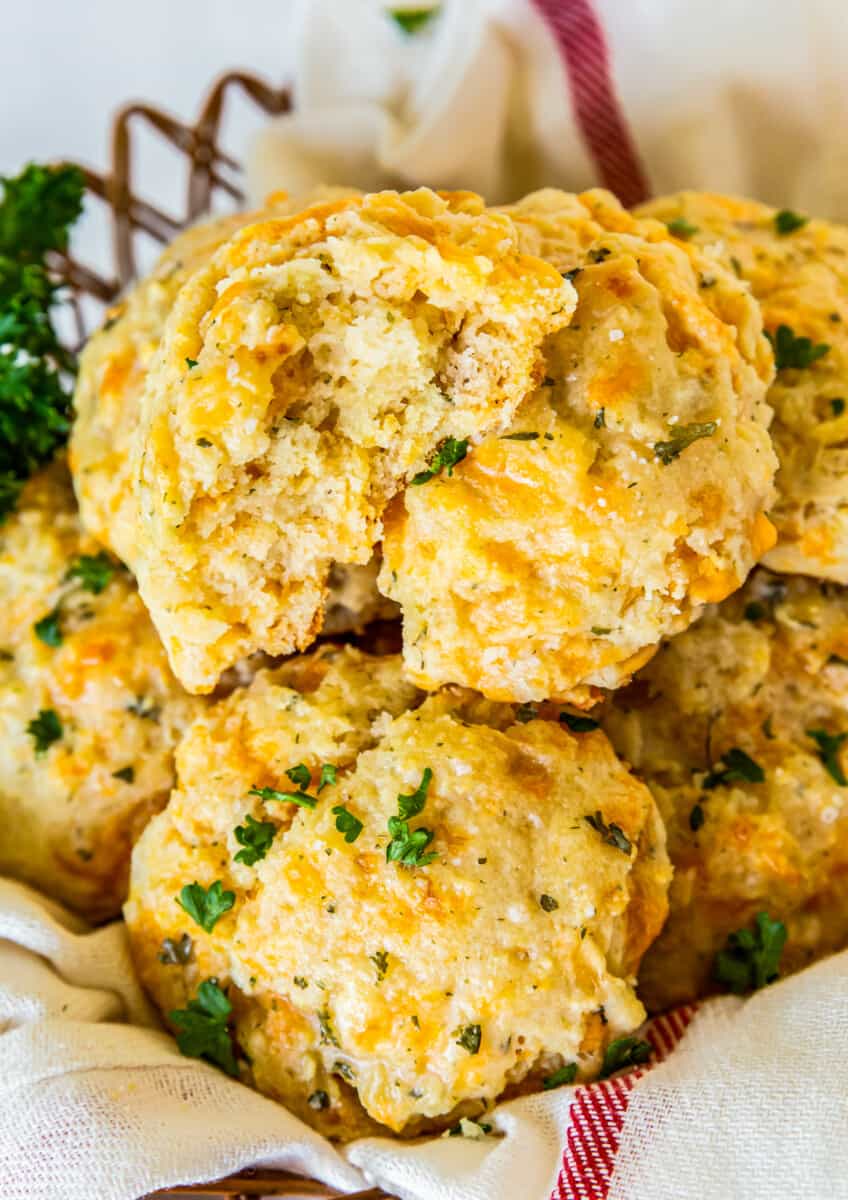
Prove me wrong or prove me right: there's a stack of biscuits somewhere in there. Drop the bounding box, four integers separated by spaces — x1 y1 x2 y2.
3 183 847 1138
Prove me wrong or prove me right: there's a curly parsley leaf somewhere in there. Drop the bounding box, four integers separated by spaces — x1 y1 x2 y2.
112 765 135 783
714 911 787 994
0 164 84 521
654 421 718 465
600 1036 652 1079
543 1062 578 1089
454 1023 482 1054
169 979 238 1076
410 437 468 485
233 814 277 867
27 707 62 755
703 747 765 790
766 324 830 371
774 209 808 235
585 810 632 855
65 551 115 595
806 728 848 786
33 607 62 647
249 784 317 810
332 804 363 843
176 880 235 933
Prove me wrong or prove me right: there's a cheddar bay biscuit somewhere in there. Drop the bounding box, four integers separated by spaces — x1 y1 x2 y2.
129 189 574 692
638 191 848 582
125 645 670 1137
0 461 200 920
380 189 777 704
604 569 848 1011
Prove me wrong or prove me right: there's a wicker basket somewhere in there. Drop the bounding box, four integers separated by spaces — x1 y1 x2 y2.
56 68 395 1200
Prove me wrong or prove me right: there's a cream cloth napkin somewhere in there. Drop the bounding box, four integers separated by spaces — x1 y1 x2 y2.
251 0 848 219
3 875 848 1200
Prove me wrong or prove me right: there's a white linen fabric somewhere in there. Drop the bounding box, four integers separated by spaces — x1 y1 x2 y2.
251 0 848 219
3 877 848 1200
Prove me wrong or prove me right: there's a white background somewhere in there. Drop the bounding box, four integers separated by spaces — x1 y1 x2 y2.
0 0 297 276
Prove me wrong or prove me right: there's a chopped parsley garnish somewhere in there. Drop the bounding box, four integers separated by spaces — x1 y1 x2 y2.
585 810 632 855
560 712 599 733
539 893 559 912
600 1036 652 1078
410 437 468 485
588 246 611 264
515 702 537 723
126 696 160 721
169 979 237 1076
33 607 62 647
831 398 846 416
158 933 192 965
806 728 848 786
185 357 198 370
285 762 311 788
774 209 808 235
666 218 698 239
332 804 363 843
318 1009 339 1046
766 324 830 371
233 814 277 866
594 407 606 429
27 707 62 755
390 7 439 35
370 949 389 982
501 430 540 441
112 765 135 783
0 163 85 521
702 747 765 789
714 911 787 994
176 880 235 933
293 976 308 989
308 1090 330 1109
543 1062 577 1089
65 551 116 595
562 267 582 283
689 803 705 832
333 1060 355 1082
744 601 765 622
454 1023 481 1054
249 784 317 810
317 763 338 792
654 421 718 465
386 767 437 866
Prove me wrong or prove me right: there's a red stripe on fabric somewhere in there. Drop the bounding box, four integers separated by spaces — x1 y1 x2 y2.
551 1005 698 1200
531 0 649 206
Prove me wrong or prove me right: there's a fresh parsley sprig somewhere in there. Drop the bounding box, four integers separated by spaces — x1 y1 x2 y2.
233 814 277 866
386 767 438 866
169 979 238 1076
585 810 632 855
714 911 787 994
0 163 85 521
766 324 830 371
702 747 765 790
176 880 235 933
